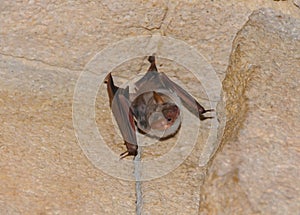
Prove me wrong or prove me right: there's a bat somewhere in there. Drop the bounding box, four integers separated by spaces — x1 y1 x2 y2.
105 56 213 158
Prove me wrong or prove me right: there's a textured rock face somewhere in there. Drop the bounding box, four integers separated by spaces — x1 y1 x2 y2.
0 58 137 214
1 1 299 215
200 9 300 214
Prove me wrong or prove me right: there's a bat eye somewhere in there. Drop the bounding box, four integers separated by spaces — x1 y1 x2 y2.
167 118 172 122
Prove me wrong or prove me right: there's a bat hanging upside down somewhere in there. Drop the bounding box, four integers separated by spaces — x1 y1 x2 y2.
105 56 213 158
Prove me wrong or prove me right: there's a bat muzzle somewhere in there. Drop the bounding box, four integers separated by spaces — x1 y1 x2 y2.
147 108 181 139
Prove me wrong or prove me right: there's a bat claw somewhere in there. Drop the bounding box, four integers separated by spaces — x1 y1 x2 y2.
120 151 129 159
200 116 214 120
203 109 214 113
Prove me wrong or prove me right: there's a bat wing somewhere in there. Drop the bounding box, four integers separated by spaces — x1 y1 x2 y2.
105 73 138 158
135 71 162 91
159 72 213 120
134 56 165 93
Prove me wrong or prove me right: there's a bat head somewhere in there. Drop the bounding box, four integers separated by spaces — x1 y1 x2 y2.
149 103 179 130
146 92 181 138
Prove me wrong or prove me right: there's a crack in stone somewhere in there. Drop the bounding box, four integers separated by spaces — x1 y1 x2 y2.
0 52 82 72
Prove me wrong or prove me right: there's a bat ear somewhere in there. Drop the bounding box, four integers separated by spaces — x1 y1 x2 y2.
153 91 165 104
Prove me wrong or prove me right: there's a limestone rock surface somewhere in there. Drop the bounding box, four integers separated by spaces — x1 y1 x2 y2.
200 8 300 214
0 1 299 214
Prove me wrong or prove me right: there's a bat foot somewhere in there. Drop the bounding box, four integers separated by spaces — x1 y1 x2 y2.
119 142 138 159
147 56 158 72
104 73 112 84
148 56 155 63
199 109 214 121
119 150 137 159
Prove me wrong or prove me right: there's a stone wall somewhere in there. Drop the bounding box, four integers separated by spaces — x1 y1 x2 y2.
1 1 299 214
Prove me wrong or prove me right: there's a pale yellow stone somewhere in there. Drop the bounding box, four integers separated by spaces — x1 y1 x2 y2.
0 1 299 214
